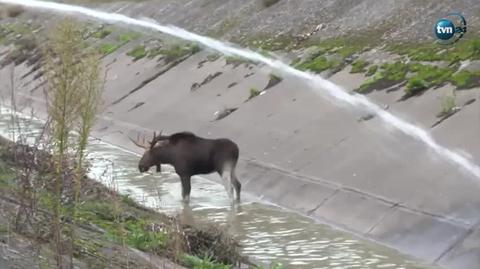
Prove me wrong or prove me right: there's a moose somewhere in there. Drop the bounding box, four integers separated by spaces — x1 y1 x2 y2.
129 131 242 203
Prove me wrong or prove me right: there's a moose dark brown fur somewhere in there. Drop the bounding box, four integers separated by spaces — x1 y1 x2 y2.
130 131 241 203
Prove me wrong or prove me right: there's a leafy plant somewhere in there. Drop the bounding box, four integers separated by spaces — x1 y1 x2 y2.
439 94 457 116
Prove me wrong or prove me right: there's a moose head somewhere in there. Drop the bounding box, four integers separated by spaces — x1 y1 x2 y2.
129 131 166 173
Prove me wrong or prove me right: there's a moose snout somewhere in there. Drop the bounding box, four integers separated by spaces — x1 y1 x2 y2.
138 165 149 173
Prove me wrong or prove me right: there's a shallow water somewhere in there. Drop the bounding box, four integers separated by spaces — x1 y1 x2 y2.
0 109 438 269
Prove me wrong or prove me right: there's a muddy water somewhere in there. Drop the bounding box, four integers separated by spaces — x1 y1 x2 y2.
0 109 437 269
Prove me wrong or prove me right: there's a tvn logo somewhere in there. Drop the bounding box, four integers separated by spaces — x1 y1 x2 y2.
434 13 467 44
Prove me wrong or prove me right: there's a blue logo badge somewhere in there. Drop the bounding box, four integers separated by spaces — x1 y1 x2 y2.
434 13 467 44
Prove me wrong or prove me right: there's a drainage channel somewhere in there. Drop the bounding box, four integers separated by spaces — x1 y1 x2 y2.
0 108 437 269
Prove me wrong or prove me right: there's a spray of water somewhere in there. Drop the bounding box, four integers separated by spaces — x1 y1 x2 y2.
1 0 480 178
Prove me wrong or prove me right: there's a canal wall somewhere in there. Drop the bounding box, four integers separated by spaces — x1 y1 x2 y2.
1 40 480 269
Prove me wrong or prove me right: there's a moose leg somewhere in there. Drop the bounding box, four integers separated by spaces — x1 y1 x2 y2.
220 164 235 202
156 164 161 173
180 175 191 203
231 169 241 202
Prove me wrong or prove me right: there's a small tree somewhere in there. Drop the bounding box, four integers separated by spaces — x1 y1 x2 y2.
43 20 103 268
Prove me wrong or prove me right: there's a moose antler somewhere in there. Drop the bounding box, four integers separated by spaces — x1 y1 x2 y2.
148 130 167 149
128 133 149 149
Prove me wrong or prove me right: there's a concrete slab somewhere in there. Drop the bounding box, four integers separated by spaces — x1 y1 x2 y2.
439 228 480 269
368 207 469 263
312 190 394 234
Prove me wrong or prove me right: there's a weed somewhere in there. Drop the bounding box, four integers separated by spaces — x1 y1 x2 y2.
249 87 261 100
261 0 281 8
439 95 457 117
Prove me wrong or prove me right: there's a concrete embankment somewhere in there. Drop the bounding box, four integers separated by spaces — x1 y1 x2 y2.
1 34 480 268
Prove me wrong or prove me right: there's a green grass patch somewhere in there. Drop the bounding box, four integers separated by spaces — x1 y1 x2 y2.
356 61 408 93
117 31 140 43
92 27 112 39
405 64 454 95
387 37 480 62
127 45 147 61
159 43 201 62
366 65 378 76
296 56 334 73
99 43 120 55
450 70 480 89
350 59 369 73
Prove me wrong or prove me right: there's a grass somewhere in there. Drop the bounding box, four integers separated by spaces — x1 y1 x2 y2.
249 87 261 100
127 45 147 61
450 70 480 89
366 65 378 76
350 59 369 73
92 27 112 39
356 61 408 93
99 43 119 55
387 37 480 63
160 42 201 62
405 64 454 96
181 254 230 269
296 56 341 73
225 56 255 67
117 31 140 43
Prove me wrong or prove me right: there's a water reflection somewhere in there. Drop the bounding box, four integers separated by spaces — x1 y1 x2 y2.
0 109 437 269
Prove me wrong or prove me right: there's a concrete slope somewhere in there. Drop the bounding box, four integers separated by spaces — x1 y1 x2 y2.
1 45 480 268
